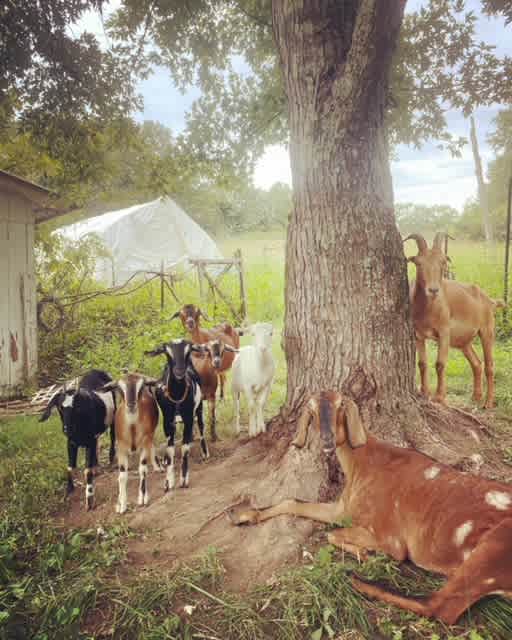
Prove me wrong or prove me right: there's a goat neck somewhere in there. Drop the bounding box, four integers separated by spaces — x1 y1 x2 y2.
335 435 381 499
185 323 210 344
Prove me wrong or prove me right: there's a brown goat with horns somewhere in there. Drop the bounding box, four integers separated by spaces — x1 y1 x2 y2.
406 232 504 408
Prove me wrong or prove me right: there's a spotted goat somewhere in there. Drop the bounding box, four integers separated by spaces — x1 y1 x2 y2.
406 232 505 408
230 391 512 624
145 339 209 490
39 369 116 509
101 373 160 514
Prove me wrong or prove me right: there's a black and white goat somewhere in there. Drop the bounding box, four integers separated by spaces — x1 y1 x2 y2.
39 369 116 509
145 339 208 490
101 373 160 514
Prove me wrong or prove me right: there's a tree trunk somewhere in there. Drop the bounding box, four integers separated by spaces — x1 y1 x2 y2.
273 0 414 423
470 114 493 243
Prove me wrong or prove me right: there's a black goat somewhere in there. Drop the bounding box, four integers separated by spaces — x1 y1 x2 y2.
145 339 208 490
39 369 116 509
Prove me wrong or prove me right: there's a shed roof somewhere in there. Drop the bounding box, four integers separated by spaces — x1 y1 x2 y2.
0 169 67 223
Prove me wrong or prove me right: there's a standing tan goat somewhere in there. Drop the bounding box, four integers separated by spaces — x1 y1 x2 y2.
406 232 504 408
171 304 240 400
102 373 159 514
229 392 512 624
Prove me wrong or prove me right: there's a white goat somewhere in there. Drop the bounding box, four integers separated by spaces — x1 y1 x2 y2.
232 322 275 437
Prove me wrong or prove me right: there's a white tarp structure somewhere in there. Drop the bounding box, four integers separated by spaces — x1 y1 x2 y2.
59 197 222 284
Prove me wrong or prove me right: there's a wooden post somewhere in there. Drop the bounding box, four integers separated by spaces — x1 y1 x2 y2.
504 175 512 324
197 264 205 302
235 248 247 321
160 260 165 311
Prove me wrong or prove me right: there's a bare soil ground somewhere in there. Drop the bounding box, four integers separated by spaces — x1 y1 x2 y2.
56 398 512 595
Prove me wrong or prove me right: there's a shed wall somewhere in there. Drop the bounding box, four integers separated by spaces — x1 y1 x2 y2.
0 192 37 397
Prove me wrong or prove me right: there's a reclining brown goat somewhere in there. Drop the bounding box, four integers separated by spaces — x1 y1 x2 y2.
229 392 512 624
405 232 504 408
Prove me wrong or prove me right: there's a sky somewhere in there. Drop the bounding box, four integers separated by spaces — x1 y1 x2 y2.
80 1 512 212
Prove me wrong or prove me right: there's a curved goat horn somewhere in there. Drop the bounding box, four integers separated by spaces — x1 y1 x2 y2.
432 232 454 251
403 234 428 254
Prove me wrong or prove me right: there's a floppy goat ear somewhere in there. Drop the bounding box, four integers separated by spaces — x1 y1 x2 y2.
99 381 119 393
170 310 181 321
191 344 206 353
292 403 313 448
224 345 239 353
144 345 166 357
39 393 62 422
198 308 211 321
343 398 367 448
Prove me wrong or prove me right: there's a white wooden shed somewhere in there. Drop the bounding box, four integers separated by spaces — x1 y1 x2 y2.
0 170 64 398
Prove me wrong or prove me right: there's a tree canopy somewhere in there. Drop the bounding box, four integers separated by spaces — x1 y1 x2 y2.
109 0 512 172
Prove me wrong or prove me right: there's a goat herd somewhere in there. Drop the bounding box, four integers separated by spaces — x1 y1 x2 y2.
39 303 275 513
37 232 512 625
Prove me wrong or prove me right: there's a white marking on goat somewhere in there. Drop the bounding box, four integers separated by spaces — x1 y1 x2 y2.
424 466 441 480
463 549 472 561
193 384 202 410
62 393 74 408
484 578 496 585
454 521 473 547
485 490 512 511
94 390 115 426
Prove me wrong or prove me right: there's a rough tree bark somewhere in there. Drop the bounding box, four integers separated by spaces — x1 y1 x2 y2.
260 0 485 476
274 0 413 421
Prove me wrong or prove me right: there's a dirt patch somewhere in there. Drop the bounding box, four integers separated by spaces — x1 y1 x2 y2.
56 399 512 594
57 435 319 592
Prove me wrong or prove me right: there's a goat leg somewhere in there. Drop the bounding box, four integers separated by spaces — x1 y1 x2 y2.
66 441 78 494
480 329 495 409
196 401 209 460
138 449 150 506
433 333 449 404
117 452 129 514
416 338 430 398
228 497 347 526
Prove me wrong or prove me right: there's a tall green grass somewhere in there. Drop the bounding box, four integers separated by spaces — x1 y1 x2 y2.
4 232 512 639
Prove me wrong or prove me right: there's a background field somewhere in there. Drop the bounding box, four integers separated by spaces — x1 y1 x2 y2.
2 231 512 640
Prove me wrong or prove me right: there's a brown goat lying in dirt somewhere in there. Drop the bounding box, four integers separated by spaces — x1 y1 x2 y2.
405 232 505 408
229 392 512 624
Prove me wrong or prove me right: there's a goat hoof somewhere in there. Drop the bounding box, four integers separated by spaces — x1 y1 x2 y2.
226 505 260 526
433 395 446 405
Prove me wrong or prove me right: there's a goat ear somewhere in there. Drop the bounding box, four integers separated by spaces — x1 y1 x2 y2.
100 381 119 393
198 308 211 321
292 404 313 448
39 392 62 422
191 344 205 353
170 310 181 321
144 345 165 357
224 345 239 353
343 398 367 448
39 405 53 422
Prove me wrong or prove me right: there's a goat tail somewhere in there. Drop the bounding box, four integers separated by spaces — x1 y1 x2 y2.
493 298 507 310
352 577 428 617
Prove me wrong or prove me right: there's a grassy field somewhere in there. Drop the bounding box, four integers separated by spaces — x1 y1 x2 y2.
2 231 512 639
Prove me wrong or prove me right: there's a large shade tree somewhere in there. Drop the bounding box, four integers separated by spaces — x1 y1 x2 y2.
111 0 512 448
